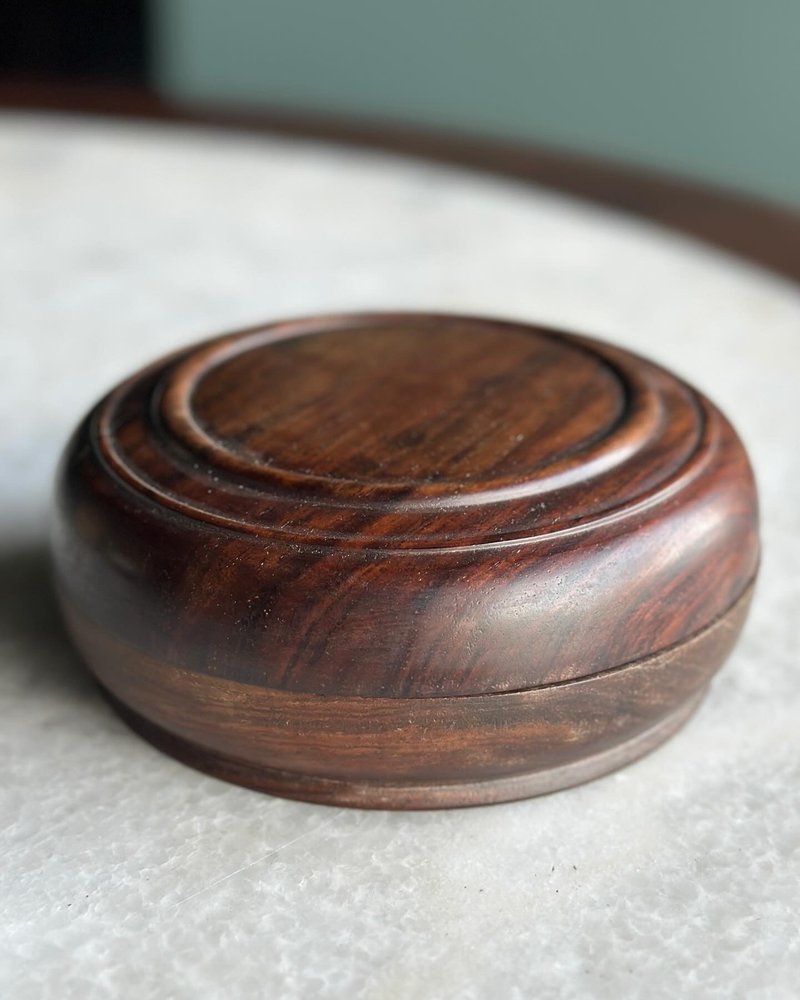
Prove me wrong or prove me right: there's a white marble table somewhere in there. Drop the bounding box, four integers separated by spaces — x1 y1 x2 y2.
2 115 798 999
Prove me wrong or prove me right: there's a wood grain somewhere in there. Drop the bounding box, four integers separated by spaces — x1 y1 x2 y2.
52 313 759 806
63 584 752 809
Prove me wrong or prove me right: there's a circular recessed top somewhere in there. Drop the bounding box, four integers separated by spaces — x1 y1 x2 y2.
168 320 625 486
99 313 713 548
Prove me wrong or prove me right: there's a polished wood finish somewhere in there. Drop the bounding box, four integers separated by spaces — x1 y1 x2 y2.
53 313 759 807
65 585 752 809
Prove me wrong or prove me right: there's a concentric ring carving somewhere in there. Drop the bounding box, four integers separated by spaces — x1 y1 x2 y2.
96 314 714 549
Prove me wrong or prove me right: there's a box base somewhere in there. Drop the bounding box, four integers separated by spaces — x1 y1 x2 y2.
65 582 753 810
105 685 706 810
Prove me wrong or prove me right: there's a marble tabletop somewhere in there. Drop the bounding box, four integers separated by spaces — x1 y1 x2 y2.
1 114 798 999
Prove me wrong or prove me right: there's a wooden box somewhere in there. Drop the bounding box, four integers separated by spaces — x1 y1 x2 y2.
53 313 759 808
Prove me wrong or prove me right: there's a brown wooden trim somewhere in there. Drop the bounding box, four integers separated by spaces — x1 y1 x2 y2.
107 690 705 810
2 79 799 285
63 583 753 809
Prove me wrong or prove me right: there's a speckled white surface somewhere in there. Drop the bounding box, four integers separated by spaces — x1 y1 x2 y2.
1 115 798 999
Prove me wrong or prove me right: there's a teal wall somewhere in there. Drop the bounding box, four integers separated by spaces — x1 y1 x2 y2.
155 1 800 206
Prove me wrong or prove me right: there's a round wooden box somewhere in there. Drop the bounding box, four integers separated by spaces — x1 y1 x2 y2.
53 313 759 809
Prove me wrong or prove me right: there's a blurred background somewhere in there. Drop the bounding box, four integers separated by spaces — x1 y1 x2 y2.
1 0 799 206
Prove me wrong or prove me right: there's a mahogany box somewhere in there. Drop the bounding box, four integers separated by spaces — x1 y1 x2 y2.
52 313 759 808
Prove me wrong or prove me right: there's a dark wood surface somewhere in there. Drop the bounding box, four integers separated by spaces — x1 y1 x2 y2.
53 313 760 807
67 584 752 809
2 80 799 284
